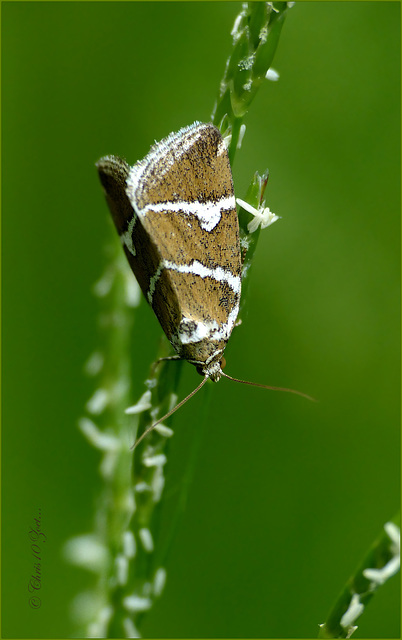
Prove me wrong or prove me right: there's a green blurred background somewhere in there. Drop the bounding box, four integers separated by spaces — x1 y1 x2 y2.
2 2 400 638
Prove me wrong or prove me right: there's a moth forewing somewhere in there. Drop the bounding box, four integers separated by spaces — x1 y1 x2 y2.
97 122 314 447
97 122 241 380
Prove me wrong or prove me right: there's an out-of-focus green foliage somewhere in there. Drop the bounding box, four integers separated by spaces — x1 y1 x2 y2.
2 3 399 638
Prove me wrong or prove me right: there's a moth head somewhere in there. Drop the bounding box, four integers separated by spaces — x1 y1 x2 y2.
196 356 226 382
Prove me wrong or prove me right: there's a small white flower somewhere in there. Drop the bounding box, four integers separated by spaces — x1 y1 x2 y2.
123 594 152 613
151 466 165 503
237 124 246 149
167 392 179 411
84 351 104 376
266 68 280 82
154 423 174 438
340 593 364 628
153 567 167 597
86 388 109 415
63 534 109 572
236 197 280 233
93 267 114 298
363 556 400 586
363 522 400 587
100 449 119 479
123 531 136 558
78 417 119 451
139 528 154 552
135 481 152 493
142 453 167 468
70 591 110 628
222 130 232 150
384 521 400 556
115 554 129 585
125 390 152 415
124 270 141 308
122 616 141 638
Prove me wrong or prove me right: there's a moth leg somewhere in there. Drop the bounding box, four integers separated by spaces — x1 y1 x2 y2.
151 354 183 373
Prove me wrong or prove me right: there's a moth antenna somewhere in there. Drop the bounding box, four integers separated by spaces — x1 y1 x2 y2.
131 376 209 450
220 371 317 402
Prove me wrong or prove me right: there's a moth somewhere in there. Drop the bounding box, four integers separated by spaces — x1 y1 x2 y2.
97 122 312 446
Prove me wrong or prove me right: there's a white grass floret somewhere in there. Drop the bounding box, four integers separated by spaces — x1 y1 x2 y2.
123 531 136 558
363 522 400 587
135 481 152 493
151 466 165 503
237 197 279 233
266 68 280 81
139 528 154 552
154 422 174 438
125 390 152 415
153 567 167 597
63 534 108 572
84 351 104 376
78 418 120 451
142 453 167 468
86 388 109 415
115 554 129 585
340 593 364 629
122 616 141 638
123 594 152 613
237 124 246 149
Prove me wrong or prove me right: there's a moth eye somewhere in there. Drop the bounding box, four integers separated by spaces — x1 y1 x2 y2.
221 357 227 370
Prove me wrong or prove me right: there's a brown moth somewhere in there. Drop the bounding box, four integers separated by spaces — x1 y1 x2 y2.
97 123 240 379
97 122 313 446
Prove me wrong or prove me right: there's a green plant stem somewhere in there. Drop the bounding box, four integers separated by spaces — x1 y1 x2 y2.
67 3 291 637
213 2 290 299
318 515 400 639
212 1 291 165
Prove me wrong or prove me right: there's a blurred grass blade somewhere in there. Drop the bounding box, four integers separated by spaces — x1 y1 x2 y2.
318 515 400 639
